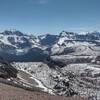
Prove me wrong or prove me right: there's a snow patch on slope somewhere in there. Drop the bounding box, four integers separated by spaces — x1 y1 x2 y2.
30 76 54 94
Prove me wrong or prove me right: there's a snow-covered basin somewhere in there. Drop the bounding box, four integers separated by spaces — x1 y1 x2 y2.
62 63 100 74
18 69 54 95
13 62 57 89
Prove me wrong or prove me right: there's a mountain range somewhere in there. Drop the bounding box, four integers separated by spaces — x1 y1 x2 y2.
0 30 100 62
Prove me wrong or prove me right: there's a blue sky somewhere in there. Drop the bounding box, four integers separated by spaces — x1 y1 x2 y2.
0 0 100 35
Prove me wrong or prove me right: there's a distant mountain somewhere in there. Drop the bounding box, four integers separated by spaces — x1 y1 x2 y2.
0 30 24 36
38 34 58 46
0 30 100 61
0 30 46 61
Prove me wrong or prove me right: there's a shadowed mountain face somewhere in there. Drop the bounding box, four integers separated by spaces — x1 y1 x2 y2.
0 48 48 62
38 34 58 46
0 57 18 78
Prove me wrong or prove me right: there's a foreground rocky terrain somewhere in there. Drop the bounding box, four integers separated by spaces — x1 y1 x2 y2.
0 82 86 100
13 61 100 99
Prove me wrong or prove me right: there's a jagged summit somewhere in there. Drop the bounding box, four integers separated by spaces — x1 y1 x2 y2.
0 30 24 36
59 31 75 37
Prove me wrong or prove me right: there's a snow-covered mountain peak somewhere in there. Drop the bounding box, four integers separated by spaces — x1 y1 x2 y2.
79 31 89 35
59 31 75 37
56 31 76 46
0 30 24 36
89 31 100 36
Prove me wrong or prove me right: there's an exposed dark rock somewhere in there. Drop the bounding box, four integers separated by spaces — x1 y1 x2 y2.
0 57 18 79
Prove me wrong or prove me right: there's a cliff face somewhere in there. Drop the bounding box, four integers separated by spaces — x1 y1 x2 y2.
0 57 18 79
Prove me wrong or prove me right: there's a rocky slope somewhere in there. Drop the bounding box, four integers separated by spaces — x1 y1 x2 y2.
0 57 18 78
13 61 100 99
0 82 86 100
